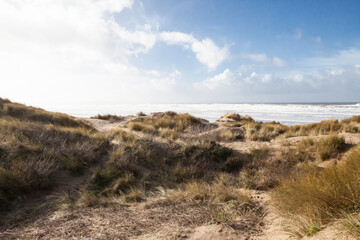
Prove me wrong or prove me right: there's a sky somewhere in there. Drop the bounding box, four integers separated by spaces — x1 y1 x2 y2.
1 0 360 106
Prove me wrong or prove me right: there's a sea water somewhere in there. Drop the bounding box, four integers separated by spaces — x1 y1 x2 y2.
44 103 360 126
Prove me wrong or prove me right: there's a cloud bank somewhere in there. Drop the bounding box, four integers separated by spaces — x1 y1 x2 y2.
0 0 359 105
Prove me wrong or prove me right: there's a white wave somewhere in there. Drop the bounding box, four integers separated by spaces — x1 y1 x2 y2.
42 103 360 126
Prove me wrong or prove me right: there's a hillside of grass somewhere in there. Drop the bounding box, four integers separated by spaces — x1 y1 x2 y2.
0 98 108 210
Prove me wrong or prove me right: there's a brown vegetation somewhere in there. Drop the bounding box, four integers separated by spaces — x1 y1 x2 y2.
2 102 360 239
272 144 360 237
0 98 108 210
91 114 122 120
127 111 205 140
219 112 360 142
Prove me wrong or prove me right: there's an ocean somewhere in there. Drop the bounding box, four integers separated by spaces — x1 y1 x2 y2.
44 102 360 126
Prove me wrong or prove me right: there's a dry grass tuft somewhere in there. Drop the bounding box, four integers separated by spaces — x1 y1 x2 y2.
244 122 288 141
159 128 180 141
109 129 136 144
272 144 360 237
136 111 147 117
338 213 360 238
219 129 243 141
91 114 122 120
127 112 204 139
223 113 254 123
316 135 346 160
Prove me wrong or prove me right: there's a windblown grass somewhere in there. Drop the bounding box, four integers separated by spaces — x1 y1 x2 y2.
272 144 360 237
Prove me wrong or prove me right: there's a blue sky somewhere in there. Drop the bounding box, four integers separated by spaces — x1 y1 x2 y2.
1 0 360 105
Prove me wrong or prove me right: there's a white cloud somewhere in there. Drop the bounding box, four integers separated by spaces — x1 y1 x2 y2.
169 69 181 78
272 56 287 67
159 31 195 46
194 69 233 90
160 31 229 71
191 38 229 71
0 0 181 105
243 53 269 62
300 48 360 68
110 23 157 54
242 53 287 67
194 65 360 102
261 74 272 83
293 74 304 82
146 70 161 77
244 72 258 84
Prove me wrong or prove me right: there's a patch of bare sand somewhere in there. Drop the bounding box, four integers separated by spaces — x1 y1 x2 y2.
84 117 132 132
1 200 215 239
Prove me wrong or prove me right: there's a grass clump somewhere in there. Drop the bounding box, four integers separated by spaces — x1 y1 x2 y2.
272 144 360 237
223 113 254 123
244 122 288 141
316 135 346 160
219 129 243 141
136 111 147 117
127 112 204 139
159 128 180 141
341 115 360 124
109 129 136 145
91 114 121 120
